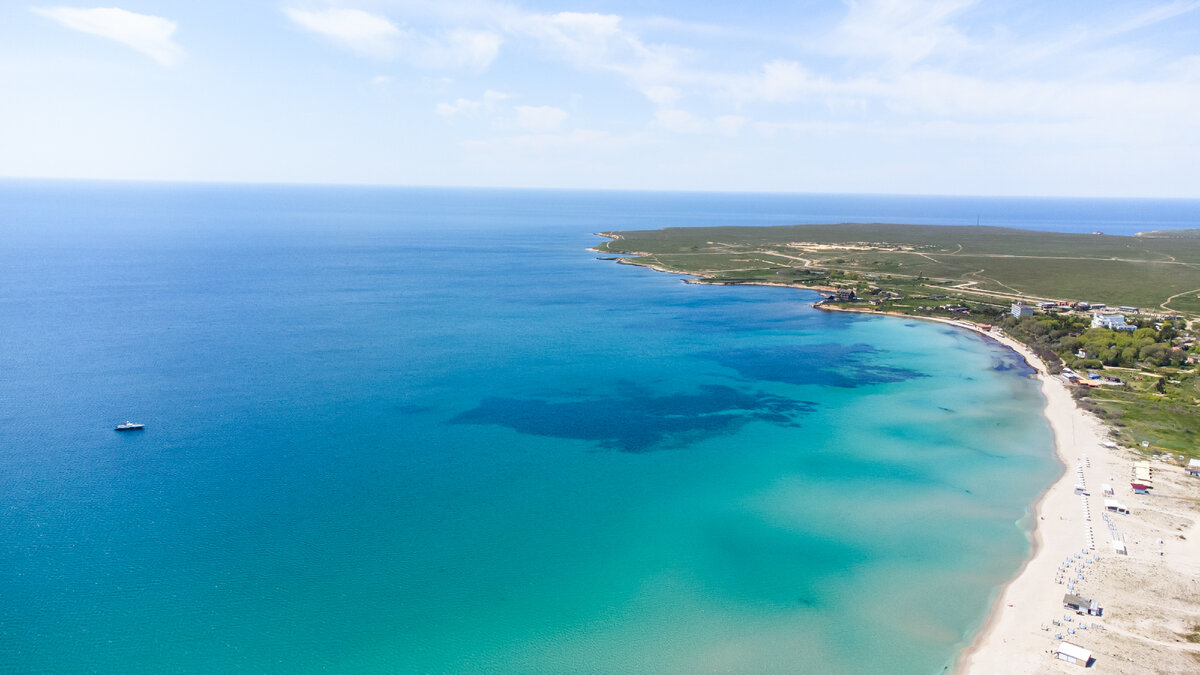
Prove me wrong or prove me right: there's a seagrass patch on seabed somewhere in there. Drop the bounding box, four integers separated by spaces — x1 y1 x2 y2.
451 381 816 452
705 343 927 388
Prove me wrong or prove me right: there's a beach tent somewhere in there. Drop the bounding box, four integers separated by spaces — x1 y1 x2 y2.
1188 458 1200 477
1112 540 1127 555
1101 483 1114 496
1104 499 1130 515
1054 641 1092 667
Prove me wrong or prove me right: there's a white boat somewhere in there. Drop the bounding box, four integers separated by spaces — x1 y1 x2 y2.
115 421 144 431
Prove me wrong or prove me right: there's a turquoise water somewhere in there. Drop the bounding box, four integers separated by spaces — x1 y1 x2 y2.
0 182 1137 672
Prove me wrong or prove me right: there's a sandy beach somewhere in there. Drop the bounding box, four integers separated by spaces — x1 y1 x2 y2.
849 313 1200 674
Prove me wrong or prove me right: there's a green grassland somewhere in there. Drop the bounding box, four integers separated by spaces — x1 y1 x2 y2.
597 223 1200 313
597 223 1200 460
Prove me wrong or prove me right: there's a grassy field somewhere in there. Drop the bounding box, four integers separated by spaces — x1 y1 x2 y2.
596 224 1200 314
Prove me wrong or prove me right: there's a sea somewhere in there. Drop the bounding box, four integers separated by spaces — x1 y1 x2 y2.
2 182 1198 673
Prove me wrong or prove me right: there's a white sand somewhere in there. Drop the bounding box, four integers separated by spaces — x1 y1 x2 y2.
909 319 1200 674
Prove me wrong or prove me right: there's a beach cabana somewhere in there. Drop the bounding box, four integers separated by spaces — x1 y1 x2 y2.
1101 483 1114 496
1053 641 1092 667
1104 499 1130 515
1188 458 1200 477
1111 540 1127 555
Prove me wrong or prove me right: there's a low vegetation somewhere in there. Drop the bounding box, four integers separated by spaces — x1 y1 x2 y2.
596 223 1200 313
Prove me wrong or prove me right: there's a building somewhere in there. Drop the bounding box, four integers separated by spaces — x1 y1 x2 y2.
1011 302 1034 318
1104 499 1130 515
1053 642 1092 667
1118 305 1139 313
1092 312 1134 330
1063 593 1102 616
832 289 856 302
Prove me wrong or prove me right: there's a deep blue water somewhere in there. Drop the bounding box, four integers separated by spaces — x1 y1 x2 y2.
1 182 1194 672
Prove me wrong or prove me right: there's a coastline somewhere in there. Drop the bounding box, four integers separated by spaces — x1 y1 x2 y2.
820 305 1200 673
812 307 1072 668
593 245 1200 672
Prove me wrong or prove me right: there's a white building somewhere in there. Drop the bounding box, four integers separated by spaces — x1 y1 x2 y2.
1092 313 1134 331
1054 642 1092 667
1011 303 1034 318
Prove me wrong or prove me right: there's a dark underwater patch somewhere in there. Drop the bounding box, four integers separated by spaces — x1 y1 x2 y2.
451 382 816 453
991 354 1036 376
705 343 926 388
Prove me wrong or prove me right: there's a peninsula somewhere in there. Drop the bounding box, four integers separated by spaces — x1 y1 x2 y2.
596 223 1200 673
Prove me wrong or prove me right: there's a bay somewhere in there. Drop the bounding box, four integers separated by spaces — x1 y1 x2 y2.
5 182 1194 672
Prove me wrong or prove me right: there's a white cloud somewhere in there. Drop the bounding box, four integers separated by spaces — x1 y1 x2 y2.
285 8 403 59
830 0 977 70
729 60 828 103
285 7 501 69
436 29 502 69
640 85 680 107
513 12 625 64
650 110 747 137
1101 0 1200 38
31 6 182 66
436 98 482 116
715 114 746 137
515 105 569 131
435 90 512 116
371 75 392 85
462 129 641 153
506 10 685 96
483 90 512 106
652 109 707 134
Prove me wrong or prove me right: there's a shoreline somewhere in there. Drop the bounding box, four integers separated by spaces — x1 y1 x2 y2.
816 306 1075 671
818 305 1200 673
594 249 1200 672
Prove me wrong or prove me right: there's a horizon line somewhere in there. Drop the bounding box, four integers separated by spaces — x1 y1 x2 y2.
2 175 1200 202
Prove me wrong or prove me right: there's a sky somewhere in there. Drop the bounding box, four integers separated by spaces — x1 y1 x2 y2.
2 0 1199 197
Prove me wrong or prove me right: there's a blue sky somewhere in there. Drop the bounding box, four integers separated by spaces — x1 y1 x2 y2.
2 1 1199 196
